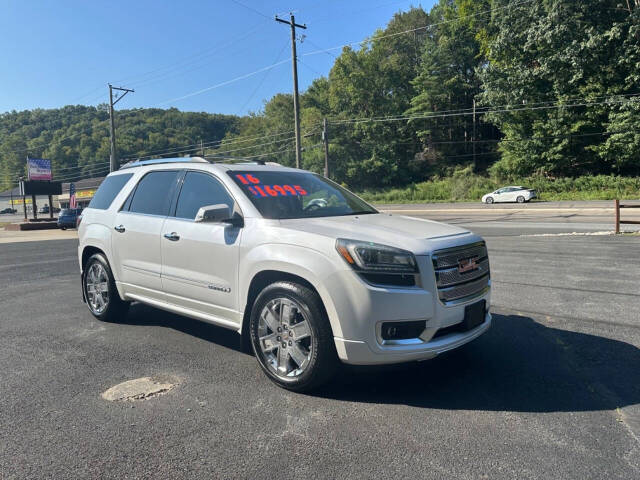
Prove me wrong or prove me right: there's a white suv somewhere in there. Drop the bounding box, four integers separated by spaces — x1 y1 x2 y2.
79 158 491 391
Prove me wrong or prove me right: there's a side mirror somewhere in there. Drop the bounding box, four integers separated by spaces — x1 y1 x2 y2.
195 204 232 223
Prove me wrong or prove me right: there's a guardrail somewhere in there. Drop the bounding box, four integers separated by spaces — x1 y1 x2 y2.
614 199 640 233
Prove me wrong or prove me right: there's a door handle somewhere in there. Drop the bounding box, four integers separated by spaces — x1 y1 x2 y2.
114 224 125 233
163 232 180 241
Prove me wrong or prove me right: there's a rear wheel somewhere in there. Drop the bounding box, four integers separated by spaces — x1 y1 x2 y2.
250 281 337 392
83 253 129 322
516 195 525 203
60 226 67 230
485 197 494 204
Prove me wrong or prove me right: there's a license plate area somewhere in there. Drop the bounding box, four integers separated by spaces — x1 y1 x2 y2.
463 300 486 331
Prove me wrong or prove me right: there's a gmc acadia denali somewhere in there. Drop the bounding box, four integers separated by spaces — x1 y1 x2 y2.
78 157 491 391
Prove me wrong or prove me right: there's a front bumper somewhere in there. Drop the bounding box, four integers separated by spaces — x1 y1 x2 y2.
334 312 491 365
325 252 492 365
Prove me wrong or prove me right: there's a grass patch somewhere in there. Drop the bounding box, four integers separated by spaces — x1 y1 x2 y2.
357 169 640 204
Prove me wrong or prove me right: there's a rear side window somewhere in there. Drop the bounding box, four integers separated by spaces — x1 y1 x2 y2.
128 170 180 216
175 171 234 220
88 173 133 210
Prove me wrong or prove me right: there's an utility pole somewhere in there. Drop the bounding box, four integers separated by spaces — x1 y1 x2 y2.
108 84 134 172
200 139 204 156
472 98 477 172
276 13 306 169
322 118 330 178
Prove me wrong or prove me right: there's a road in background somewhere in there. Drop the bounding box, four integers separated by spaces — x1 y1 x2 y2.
0 206 639 478
379 200 640 236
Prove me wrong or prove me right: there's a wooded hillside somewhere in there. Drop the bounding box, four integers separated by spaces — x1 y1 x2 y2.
1 0 639 191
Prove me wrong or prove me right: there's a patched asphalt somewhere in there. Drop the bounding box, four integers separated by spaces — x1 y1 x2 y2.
0 218 639 478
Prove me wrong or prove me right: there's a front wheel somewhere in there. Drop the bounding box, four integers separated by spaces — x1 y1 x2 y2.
83 253 129 322
250 281 338 392
60 226 66 230
485 197 494 204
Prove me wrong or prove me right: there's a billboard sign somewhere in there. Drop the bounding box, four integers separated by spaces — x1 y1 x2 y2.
19 180 62 196
27 158 52 181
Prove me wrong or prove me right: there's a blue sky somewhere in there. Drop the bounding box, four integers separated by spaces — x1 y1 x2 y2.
0 0 434 116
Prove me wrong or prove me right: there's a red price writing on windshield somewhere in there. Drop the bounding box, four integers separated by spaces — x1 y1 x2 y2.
235 174 261 185
247 184 308 197
236 174 307 197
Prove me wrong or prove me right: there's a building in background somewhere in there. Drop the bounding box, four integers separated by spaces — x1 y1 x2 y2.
57 176 105 209
0 176 106 212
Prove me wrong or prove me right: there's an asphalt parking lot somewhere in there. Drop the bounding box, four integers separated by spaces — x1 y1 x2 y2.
1 208 639 479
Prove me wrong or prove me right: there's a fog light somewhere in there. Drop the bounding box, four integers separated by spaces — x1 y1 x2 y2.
381 321 426 340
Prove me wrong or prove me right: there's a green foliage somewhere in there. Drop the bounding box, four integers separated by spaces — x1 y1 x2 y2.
408 0 493 172
0 106 237 190
480 0 640 177
2 1 640 195
359 169 640 203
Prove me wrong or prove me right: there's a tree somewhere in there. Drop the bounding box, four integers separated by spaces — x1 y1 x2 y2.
0 106 238 190
408 0 493 174
326 7 430 187
479 0 638 178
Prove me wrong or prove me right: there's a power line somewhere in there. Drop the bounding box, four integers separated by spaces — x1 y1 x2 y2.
51 161 110 174
301 0 535 58
66 20 270 106
228 0 272 20
307 0 418 26
125 128 297 160
156 58 292 106
236 39 290 115
132 130 318 161
55 165 112 183
200 135 297 156
125 23 270 91
330 94 640 125
327 91 640 124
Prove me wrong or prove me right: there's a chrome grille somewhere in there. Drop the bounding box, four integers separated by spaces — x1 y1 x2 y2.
432 242 490 304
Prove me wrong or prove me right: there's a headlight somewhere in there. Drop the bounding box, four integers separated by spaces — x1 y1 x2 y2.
335 239 418 274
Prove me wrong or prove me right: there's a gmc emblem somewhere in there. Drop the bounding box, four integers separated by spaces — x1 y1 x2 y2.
458 256 479 274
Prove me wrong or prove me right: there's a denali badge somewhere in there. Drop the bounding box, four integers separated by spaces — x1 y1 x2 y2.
208 284 231 293
458 256 479 274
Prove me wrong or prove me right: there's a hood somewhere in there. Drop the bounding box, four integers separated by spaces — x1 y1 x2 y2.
278 213 481 255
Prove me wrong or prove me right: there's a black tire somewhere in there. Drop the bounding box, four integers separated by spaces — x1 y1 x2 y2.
60 226 66 230
249 281 338 392
516 195 525 203
485 196 494 204
83 253 129 322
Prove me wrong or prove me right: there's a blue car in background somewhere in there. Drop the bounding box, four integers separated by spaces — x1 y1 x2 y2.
57 208 82 230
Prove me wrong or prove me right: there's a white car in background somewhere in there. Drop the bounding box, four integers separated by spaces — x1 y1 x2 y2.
482 186 536 204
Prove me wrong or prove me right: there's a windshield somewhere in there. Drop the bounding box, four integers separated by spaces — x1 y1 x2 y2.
227 170 377 219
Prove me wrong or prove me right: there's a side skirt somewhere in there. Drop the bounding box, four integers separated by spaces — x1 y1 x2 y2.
124 292 243 334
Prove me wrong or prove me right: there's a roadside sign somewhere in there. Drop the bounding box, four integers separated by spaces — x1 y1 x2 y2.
27 158 52 181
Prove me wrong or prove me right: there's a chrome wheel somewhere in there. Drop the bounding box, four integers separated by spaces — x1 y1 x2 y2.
258 297 313 378
85 262 109 315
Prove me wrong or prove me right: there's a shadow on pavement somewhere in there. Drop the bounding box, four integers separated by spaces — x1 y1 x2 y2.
122 306 640 413
124 303 248 355
320 313 640 413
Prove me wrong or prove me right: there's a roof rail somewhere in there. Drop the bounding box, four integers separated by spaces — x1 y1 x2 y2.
204 156 281 166
119 156 209 170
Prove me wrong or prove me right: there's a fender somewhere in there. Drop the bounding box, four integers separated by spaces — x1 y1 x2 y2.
80 222 127 300
240 243 346 339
